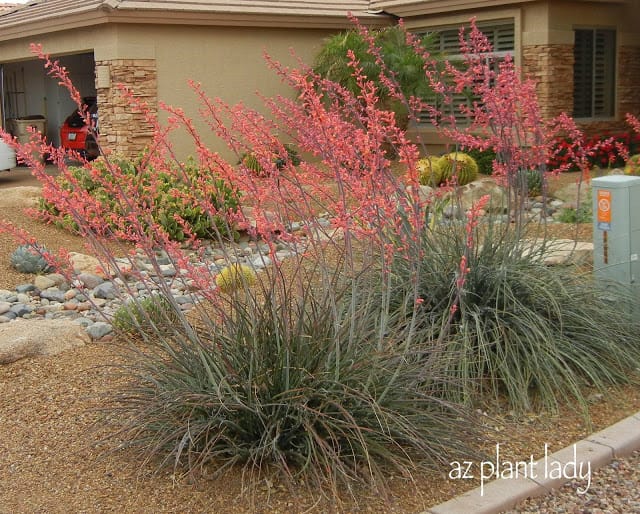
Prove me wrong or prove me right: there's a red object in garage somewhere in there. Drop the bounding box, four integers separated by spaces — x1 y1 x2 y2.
60 96 99 160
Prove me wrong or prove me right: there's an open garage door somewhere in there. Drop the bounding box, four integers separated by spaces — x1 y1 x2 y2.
2 52 95 149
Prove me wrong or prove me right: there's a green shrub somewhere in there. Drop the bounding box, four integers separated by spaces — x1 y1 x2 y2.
314 27 439 130
39 155 240 242
465 147 496 175
108 258 479 498
437 152 479 186
112 295 180 335
240 143 302 176
556 202 592 223
314 27 436 101
383 218 640 415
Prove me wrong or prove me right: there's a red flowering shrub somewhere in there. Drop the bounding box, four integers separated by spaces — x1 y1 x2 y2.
546 137 583 172
586 132 640 169
0 34 480 503
547 132 640 173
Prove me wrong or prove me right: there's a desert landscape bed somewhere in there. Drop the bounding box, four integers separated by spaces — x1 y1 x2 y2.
0 168 638 513
0 13 639 513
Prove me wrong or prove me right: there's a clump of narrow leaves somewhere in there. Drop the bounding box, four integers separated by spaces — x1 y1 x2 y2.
384 217 640 416
109 257 479 500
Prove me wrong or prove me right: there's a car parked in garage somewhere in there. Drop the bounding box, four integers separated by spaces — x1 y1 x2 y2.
60 96 99 160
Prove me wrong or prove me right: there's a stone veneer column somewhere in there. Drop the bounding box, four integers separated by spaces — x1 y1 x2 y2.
615 45 640 126
522 44 574 120
95 59 157 160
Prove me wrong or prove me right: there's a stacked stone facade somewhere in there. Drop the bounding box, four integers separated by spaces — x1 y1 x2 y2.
95 59 157 160
522 43 640 137
522 44 574 121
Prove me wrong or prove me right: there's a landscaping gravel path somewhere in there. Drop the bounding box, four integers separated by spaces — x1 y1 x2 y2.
510 450 640 513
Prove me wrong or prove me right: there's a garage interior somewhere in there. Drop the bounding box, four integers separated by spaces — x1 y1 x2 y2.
1 52 96 148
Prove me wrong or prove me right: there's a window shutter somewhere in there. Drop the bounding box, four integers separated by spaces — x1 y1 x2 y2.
573 28 616 118
573 29 594 118
416 22 515 127
493 25 515 52
593 30 616 117
440 29 460 53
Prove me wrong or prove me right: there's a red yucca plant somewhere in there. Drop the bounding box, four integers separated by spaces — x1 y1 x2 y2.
0 30 481 505
1 19 639 506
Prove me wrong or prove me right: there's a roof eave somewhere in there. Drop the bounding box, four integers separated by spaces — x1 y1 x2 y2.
103 9 393 29
372 0 628 17
0 12 109 43
0 8 392 44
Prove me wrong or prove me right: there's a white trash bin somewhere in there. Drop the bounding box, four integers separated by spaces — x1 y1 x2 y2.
0 139 16 170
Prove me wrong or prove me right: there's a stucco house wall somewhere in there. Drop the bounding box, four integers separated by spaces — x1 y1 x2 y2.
1 0 638 161
0 0 388 160
93 24 339 160
376 0 640 142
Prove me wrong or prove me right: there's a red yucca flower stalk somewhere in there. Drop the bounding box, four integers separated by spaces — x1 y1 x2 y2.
0 28 492 501
5 18 639 503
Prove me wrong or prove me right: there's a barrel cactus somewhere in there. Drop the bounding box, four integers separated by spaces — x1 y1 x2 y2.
216 263 257 294
10 243 53 274
624 154 640 176
417 157 444 187
438 152 479 186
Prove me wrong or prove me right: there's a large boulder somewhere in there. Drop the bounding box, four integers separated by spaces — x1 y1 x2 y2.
406 184 435 204
69 252 104 276
521 238 594 266
0 319 89 364
457 177 508 213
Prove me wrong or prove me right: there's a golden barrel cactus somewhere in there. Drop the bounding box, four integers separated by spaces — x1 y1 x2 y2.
416 157 444 187
437 152 479 186
624 154 640 176
215 263 257 294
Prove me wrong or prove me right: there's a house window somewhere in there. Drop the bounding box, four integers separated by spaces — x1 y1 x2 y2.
434 23 515 55
573 29 616 118
416 22 515 125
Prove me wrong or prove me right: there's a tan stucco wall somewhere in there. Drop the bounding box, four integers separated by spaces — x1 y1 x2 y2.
114 24 333 160
0 23 338 159
547 1 640 46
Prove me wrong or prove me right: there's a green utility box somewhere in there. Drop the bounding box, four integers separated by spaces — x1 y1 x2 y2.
592 176 640 297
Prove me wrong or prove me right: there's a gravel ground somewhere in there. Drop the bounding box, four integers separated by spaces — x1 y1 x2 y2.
0 167 638 513
509 450 640 513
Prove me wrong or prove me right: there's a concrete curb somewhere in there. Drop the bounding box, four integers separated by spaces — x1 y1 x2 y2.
421 411 640 514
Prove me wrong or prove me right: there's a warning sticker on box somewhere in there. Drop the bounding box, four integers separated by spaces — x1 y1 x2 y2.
597 190 611 231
